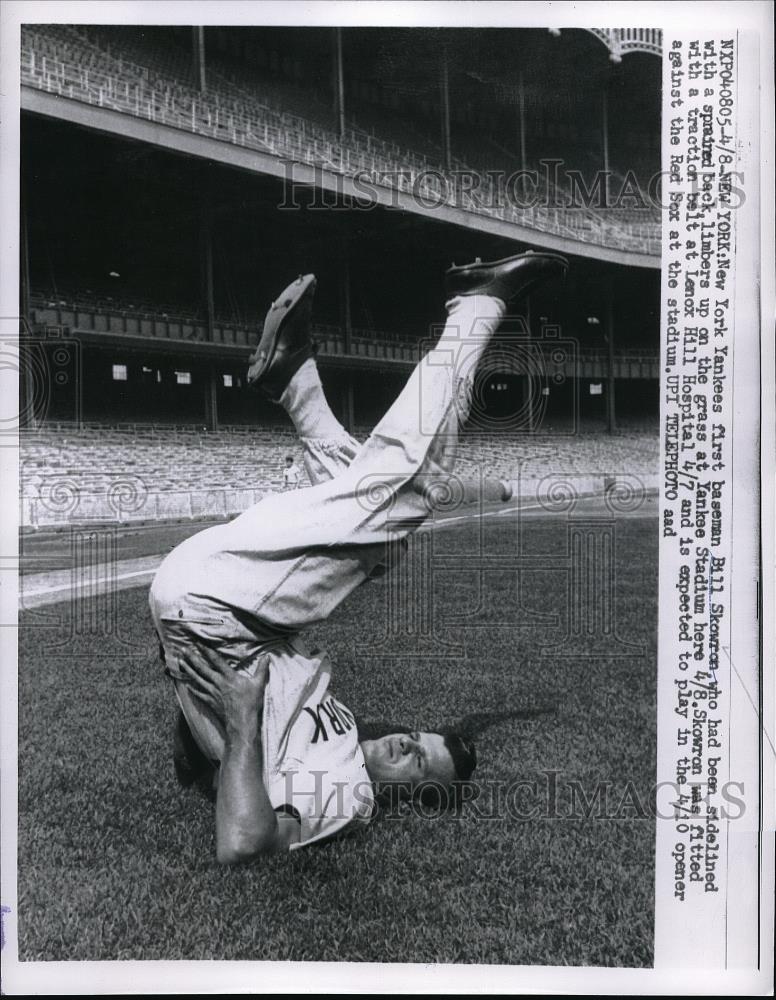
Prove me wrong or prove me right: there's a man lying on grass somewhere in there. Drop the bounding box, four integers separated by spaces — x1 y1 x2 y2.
149 251 568 861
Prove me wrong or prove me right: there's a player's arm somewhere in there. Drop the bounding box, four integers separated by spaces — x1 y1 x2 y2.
178 647 300 861
216 705 302 859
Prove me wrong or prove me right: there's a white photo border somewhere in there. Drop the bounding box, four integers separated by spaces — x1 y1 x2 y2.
1 1 773 995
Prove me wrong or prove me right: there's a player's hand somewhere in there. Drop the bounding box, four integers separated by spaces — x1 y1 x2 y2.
178 646 270 732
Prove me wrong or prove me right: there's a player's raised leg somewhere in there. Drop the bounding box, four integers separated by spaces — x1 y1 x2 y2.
151 252 569 633
247 275 361 485
333 250 570 492
151 251 568 771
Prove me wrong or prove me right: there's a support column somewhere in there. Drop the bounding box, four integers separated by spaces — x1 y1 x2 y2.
339 227 354 433
342 382 355 434
522 375 533 431
341 247 352 353
524 295 534 432
199 191 217 431
200 196 215 343
440 44 452 171
601 85 610 208
518 71 528 182
20 176 36 429
204 369 218 431
334 27 346 140
193 27 206 92
605 277 616 434
20 182 30 329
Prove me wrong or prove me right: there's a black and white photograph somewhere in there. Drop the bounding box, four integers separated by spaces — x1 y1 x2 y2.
1 1 772 994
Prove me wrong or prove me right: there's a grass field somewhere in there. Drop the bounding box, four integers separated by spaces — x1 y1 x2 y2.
17 507 657 966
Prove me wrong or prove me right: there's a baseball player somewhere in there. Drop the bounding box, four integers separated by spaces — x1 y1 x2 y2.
149 250 568 862
281 454 302 490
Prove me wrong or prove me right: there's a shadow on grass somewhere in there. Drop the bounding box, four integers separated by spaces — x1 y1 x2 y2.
356 706 556 742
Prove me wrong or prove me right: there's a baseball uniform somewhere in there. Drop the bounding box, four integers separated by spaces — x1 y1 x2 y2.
282 461 302 489
149 293 506 847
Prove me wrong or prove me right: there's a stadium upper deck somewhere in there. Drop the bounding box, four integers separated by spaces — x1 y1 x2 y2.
20 24 661 263
19 23 661 438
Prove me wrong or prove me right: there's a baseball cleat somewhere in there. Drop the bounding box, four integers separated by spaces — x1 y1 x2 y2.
247 273 317 399
445 250 568 304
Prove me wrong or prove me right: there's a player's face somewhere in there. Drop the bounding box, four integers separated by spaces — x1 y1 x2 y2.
361 732 456 792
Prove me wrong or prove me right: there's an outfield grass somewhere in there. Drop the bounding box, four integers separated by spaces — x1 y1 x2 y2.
17 512 657 966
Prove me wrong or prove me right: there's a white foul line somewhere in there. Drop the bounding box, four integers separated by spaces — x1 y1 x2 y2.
20 505 534 603
22 493 653 605
22 566 159 599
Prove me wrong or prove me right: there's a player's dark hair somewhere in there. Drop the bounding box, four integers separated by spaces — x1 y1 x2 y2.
414 732 477 811
444 732 477 782
285 454 293 462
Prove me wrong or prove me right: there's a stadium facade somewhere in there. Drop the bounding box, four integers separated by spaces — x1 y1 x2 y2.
19 24 662 523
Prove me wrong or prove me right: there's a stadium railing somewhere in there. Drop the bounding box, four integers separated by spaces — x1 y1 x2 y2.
28 291 658 375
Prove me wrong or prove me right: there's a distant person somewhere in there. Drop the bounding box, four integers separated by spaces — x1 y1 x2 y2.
149 251 568 861
281 454 302 490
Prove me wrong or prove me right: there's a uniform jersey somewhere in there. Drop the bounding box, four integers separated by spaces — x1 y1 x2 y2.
282 462 302 488
158 617 375 850
260 637 374 848
148 500 382 850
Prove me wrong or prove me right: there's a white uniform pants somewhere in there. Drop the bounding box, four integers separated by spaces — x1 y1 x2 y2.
149 294 504 667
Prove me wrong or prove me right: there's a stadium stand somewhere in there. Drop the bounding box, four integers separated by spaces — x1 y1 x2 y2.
19 24 661 528
20 423 659 528
20 24 660 256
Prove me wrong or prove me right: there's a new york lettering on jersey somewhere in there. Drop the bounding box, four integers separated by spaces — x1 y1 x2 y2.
302 695 357 742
